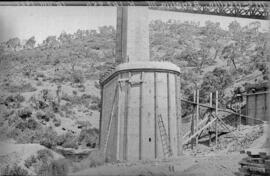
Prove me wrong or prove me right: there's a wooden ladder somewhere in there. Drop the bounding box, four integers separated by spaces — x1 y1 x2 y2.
157 114 172 157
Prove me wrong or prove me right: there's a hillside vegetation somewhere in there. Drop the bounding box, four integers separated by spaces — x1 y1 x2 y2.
0 20 269 175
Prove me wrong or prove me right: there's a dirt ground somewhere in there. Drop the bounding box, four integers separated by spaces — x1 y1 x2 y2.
71 151 245 176
70 123 269 176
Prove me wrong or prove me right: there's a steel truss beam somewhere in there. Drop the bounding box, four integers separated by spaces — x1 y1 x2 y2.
149 2 269 20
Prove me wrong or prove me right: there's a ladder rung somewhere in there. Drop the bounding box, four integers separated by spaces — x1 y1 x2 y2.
157 114 172 157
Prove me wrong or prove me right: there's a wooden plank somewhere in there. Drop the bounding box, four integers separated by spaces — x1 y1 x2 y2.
191 90 196 149
239 161 266 168
183 114 209 139
245 148 270 156
246 94 248 121
242 157 265 164
180 99 264 123
209 92 212 146
243 165 266 173
196 89 199 146
244 91 270 96
184 117 217 145
240 150 246 154
264 92 267 121
238 167 250 174
234 171 250 176
215 90 218 145
255 94 257 124
265 159 270 166
210 113 239 140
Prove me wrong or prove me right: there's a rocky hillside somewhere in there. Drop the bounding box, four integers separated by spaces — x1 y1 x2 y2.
0 20 269 175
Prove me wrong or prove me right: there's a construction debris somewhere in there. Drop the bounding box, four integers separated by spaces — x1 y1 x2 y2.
235 148 270 176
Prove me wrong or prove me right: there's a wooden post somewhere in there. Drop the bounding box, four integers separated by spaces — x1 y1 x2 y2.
209 92 212 146
254 94 257 125
191 90 196 149
238 101 241 130
215 91 218 146
196 89 199 146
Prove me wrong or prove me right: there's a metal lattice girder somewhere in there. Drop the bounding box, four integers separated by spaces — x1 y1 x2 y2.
0 1 268 20
149 1 269 20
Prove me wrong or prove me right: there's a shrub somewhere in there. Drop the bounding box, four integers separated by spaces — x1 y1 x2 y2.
6 127 21 139
24 155 37 168
17 107 32 119
62 139 78 149
88 150 105 168
30 96 49 110
15 121 28 131
53 58 60 66
36 111 46 120
4 95 22 108
36 72 45 78
81 94 92 99
37 162 50 176
78 128 99 148
71 71 84 84
8 114 20 126
45 111 55 120
56 132 78 149
94 81 101 89
14 94 25 102
61 93 72 102
37 149 54 162
1 164 29 176
89 104 100 111
76 120 92 129
53 117 61 127
15 118 39 132
72 90 77 96
38 128 58 149
36 110 55 122
8 83 37 93
47 159 69 176
78 84 86 92
90 95 100 104
27 118 40 130
16 128 36 143
36 81 42 86
51 101 60 113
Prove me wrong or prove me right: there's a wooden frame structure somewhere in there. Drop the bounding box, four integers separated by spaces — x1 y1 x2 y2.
181 90 265 149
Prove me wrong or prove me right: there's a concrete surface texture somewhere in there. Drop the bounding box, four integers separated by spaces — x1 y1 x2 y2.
100 62 182 161
115 7 150 64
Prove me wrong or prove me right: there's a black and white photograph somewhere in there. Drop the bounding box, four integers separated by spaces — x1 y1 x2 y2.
0 1 269 176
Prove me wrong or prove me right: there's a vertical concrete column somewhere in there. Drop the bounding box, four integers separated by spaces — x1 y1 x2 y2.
116 7 150 64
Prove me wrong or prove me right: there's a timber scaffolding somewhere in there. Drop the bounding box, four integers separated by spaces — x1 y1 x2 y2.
180 90 264 149
100 68 265 150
